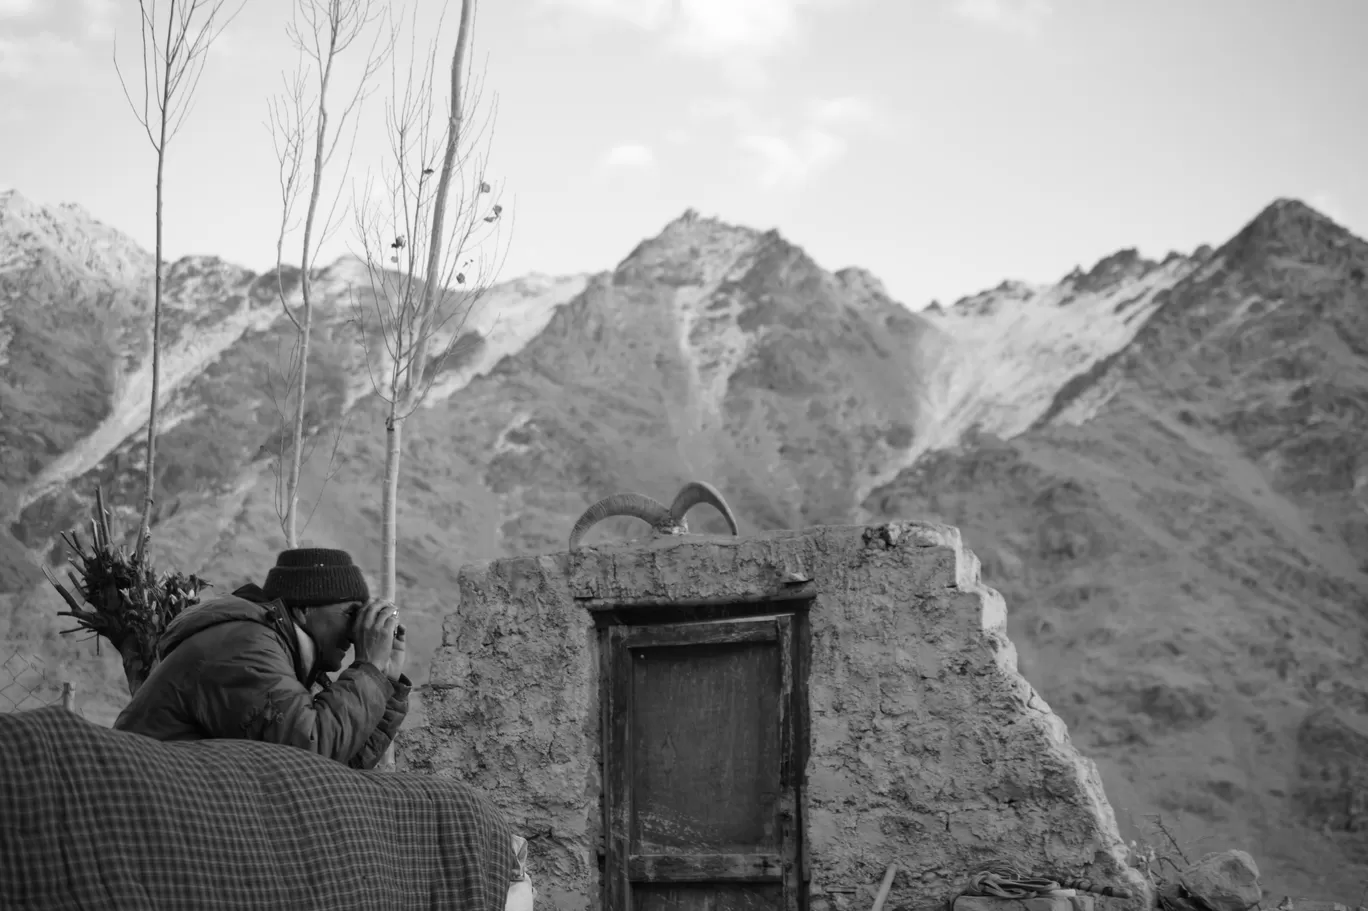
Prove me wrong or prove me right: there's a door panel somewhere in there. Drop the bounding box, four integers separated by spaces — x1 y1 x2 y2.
630 640 781 853
604 615 800 911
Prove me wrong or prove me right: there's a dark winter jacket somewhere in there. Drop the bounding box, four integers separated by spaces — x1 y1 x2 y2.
113 585 410 770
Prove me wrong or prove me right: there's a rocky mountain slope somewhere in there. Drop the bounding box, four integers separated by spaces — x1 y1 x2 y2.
1 190 1365 900
865 199 1368 899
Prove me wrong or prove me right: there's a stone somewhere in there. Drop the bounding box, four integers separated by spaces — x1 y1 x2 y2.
1158 881 1209 911
1177 850 1262 911
1295 708 1368 834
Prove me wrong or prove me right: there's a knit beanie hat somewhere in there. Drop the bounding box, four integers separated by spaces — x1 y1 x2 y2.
262 548 370 608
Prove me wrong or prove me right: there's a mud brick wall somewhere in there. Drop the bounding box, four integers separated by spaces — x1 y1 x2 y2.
399 522 1147 911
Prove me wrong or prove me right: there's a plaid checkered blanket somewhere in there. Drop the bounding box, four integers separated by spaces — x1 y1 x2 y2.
0 706 517 911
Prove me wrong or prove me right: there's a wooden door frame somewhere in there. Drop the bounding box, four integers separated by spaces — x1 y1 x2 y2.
601 613 805 911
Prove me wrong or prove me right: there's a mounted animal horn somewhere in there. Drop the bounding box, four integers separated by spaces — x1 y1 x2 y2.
568 493 672 551
668 481 739 536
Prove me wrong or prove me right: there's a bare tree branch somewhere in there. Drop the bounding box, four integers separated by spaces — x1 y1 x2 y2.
347 0 511 672
268 0 392 547
108 0 243 565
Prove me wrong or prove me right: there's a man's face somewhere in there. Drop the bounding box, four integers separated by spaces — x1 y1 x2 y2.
302 601 363 673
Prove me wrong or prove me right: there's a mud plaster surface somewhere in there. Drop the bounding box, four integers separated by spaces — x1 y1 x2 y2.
399 522 1149 911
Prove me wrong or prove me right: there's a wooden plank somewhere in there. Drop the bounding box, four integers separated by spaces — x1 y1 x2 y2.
632 882 785 911
630 638 781 852
605 624 632 911
590 600 814 630
793 611 812 888
628 853 785 883
776 616 792 789
578 587 817 610
626 618 778 650
774 616 798 911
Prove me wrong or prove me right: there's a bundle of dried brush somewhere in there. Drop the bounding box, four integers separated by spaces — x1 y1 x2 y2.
42 486 210 696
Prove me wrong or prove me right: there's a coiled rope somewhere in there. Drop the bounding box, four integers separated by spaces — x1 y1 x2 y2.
963 868 1133 900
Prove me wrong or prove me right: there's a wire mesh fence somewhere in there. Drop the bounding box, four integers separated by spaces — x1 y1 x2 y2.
0 647 77 714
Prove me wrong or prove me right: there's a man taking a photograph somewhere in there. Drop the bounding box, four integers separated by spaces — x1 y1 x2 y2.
115 548 409 770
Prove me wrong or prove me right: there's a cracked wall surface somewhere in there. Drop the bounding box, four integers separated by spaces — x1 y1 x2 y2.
399 521 1147 911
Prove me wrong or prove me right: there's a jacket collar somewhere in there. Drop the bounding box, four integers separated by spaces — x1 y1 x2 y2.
292 622 318 682
231 584 323 687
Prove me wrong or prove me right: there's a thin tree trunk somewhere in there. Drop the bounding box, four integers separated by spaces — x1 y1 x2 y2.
378 401 402 771
380 409 401 602
284 300 312 548
406 0 474 402
377 0 478 774
285 50 335 548
135 74 171 565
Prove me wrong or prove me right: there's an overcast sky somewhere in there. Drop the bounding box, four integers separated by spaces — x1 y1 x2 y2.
2 0 1365 309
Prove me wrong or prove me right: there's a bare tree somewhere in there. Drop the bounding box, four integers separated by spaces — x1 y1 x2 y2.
352 0 509 600
114 0 242 565
267 0 390 547
46 0 241 695
351 0 508 771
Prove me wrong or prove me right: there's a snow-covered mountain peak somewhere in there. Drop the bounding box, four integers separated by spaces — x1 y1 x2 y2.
926 250 1199 425
835 266 891 303
0 191 152 286
949 278 1043 317
855 248 1202 505
615 209 766 289
1064 247 1156 294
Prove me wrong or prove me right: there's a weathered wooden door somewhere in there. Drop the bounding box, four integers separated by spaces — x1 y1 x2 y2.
603 614 803 911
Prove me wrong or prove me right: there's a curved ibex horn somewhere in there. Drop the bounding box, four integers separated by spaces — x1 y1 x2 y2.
568 493 672 551
669 481 739 535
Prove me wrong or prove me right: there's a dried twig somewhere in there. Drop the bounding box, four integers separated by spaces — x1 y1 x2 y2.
1147 814 1191 866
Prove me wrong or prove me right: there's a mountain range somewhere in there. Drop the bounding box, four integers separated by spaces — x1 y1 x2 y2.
1 188 1365 901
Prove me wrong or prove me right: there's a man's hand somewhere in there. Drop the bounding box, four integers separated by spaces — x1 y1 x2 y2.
388 620 407 683
351 599 399 675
